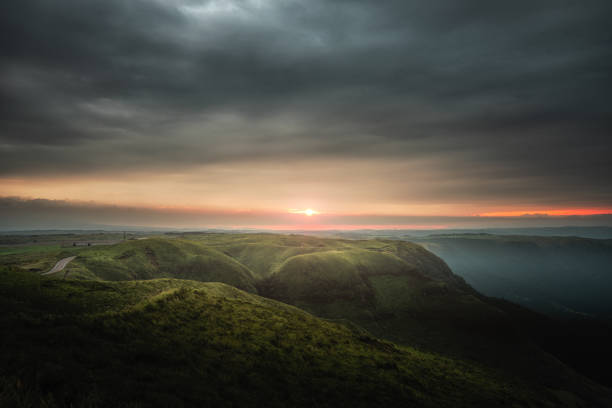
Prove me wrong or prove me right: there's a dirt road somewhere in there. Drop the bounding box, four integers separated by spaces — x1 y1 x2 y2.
42 256 76 276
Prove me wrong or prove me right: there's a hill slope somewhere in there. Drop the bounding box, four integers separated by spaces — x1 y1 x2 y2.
2 237 258 293
235 236 611 402
2 232 611 403
0 268 580 408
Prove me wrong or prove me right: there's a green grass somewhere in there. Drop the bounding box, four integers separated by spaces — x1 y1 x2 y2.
0 268 577 408
261 248 422 305
0 245 62 256
27 237 259 293
182 233 351 279
2 232 611 406
0 234 460 295
0 247 83 274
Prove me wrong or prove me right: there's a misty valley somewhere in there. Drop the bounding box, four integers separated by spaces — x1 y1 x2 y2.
1 231 611 407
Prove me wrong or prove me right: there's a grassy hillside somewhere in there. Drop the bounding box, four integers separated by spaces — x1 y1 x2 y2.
2 237 258 293
268 249 420 303
178 233 350 279
2 232 611 402
256 243 503 353
305 231 612 387
178 233 460 284
240 236 610 400
0 268 579 408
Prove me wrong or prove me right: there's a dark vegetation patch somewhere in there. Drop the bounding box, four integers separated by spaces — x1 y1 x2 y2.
0 268 556 408
144 246 158 267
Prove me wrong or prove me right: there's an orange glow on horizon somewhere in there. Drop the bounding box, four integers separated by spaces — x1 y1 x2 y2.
233 224 450 231
477 208 612 217
288 208 320 216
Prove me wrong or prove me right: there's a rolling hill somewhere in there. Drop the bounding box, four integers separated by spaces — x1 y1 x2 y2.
2 232 611 405
3 237 258 293
0 267 581 408
245 236 610 397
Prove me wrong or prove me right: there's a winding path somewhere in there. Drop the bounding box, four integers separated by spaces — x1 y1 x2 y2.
42 256 76 276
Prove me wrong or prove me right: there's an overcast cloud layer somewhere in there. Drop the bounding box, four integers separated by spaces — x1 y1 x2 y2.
1 0 611 215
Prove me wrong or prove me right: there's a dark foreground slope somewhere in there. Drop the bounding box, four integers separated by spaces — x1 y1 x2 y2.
0 268 582 408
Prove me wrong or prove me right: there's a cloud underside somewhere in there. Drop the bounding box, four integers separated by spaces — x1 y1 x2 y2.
1 0 611 210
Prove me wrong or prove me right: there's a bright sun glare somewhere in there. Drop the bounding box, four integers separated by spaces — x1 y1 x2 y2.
288 208 319 216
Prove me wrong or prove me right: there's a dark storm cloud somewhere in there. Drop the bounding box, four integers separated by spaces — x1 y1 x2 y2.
1 0 611 204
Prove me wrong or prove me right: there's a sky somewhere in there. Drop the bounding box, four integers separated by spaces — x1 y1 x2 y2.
1 0 611 229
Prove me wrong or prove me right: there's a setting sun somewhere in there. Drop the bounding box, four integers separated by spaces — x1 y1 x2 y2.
288 208 320 216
